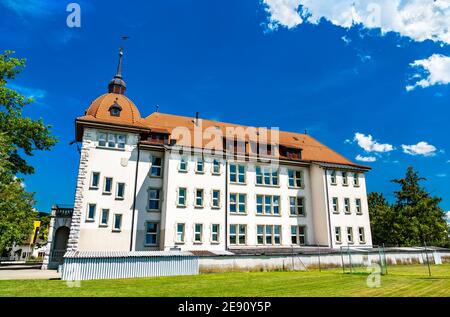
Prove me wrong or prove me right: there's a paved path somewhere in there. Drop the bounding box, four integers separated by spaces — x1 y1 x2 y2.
0 269 60 280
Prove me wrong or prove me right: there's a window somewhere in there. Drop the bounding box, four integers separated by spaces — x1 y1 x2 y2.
98 133 107 147
344 198 350 214
347 227 354 243
358 227 365 244
355 198 362 214
353 173 360 187
211 190 220 208
257 225 281 245
230 164 245 184
109 103 122 117
255 166 279 186
87 204 96 221
289 197 305 216
229 193 246 214
150 156 162 177
90 172 100 189
117 134 126 149
288 170 303 188
229 224 246 245
177 188 187 207
100 209 109 226
98 132 126 149
335 227 342 244
291 226 306 245
211 224 220 243
342 172 348 186
332 197 339 213
330 170 337 185
113 214 122 231
212 159 221 175
176 223 185 243
103 177 113 194
148 188 161 211
179 157 187 172
116 183 125 199
256 195 280 215
195 189 204 207
194 224 203 243
196 157 204 173
145 223 159 246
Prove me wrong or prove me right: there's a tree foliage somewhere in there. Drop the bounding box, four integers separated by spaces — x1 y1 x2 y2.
0 50 56 253
369 167 449 247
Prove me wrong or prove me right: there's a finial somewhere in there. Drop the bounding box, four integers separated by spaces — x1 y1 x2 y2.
108 47 127 94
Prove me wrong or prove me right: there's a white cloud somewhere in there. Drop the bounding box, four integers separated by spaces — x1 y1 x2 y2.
436 173 447 178
401 141 437 156
446 211 450 222
355 154 376 162
354 132 394 153
262 0 450 45
7 83 46 100
406 54 450 91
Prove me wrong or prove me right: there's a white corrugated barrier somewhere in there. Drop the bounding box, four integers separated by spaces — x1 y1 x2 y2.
61 251 199 281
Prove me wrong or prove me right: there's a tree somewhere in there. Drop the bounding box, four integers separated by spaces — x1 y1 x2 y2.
0 50 57 253
368 167 449 247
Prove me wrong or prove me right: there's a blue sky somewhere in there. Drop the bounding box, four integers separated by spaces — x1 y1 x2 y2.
0 0 449 214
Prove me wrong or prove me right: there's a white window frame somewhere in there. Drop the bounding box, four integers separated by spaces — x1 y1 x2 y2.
342 172 349 186
347 227 354 244
116 182 125 200
355 198 362 215
256 225 281 246
255 166 279 187
177 187 187 208
86 203 96 222
145 222 159 246
90 172 100 189
289 196 305 216
335 227 342 244
195 157 205 174
150 156 163 178
344 198 351 214
211 224 220 243
330 170 337 185
103 177 113 195
113 214 122 232
97 132 126 150
148 188 162 212
256 195 281 216
291 225 306 246
212 159 221 175
176 223 185 243
99 208 109 227
229 164 246 184
194 223 203 243
229 193 246 214
229 224 247 245
211 189 221 209
194 188 204 208
332 197 339 214
353 173 360 187
358 227 366 244
288 170 303 188
178 157 188 172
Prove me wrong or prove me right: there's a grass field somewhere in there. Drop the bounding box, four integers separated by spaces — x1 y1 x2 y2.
0 264 449 297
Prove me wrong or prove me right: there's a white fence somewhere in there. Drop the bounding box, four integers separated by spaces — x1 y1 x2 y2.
61 251 199 281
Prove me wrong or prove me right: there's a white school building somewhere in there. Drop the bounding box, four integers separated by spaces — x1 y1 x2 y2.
61 50 373 257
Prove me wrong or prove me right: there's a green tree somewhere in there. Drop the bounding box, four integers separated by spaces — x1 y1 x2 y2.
0 50 56 253
369 167 448 247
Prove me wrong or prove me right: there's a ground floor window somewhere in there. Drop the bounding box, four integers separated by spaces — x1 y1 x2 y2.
113 214 122 232
176 223 185 243
194 223 203 243
145 222 159 246
256 225 281 245
229 224 246 245
358 227 365 244
346 227 354 243
335 227 342 243
211 224 220 243
291 226 306 245
100 209 109 226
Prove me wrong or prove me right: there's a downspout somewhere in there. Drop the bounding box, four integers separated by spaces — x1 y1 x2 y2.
129 138 141 251
224 160 229 251
324 167 333 248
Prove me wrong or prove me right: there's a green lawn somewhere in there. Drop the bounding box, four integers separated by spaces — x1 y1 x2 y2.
1 264 449 297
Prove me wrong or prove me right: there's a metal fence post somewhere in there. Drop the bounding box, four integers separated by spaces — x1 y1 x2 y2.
317 244 321 272
424 242 431 277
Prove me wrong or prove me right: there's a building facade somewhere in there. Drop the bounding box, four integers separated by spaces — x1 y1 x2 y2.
67 51 373 254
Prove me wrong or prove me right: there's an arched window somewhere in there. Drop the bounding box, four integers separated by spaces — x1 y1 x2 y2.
109 102 122 117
